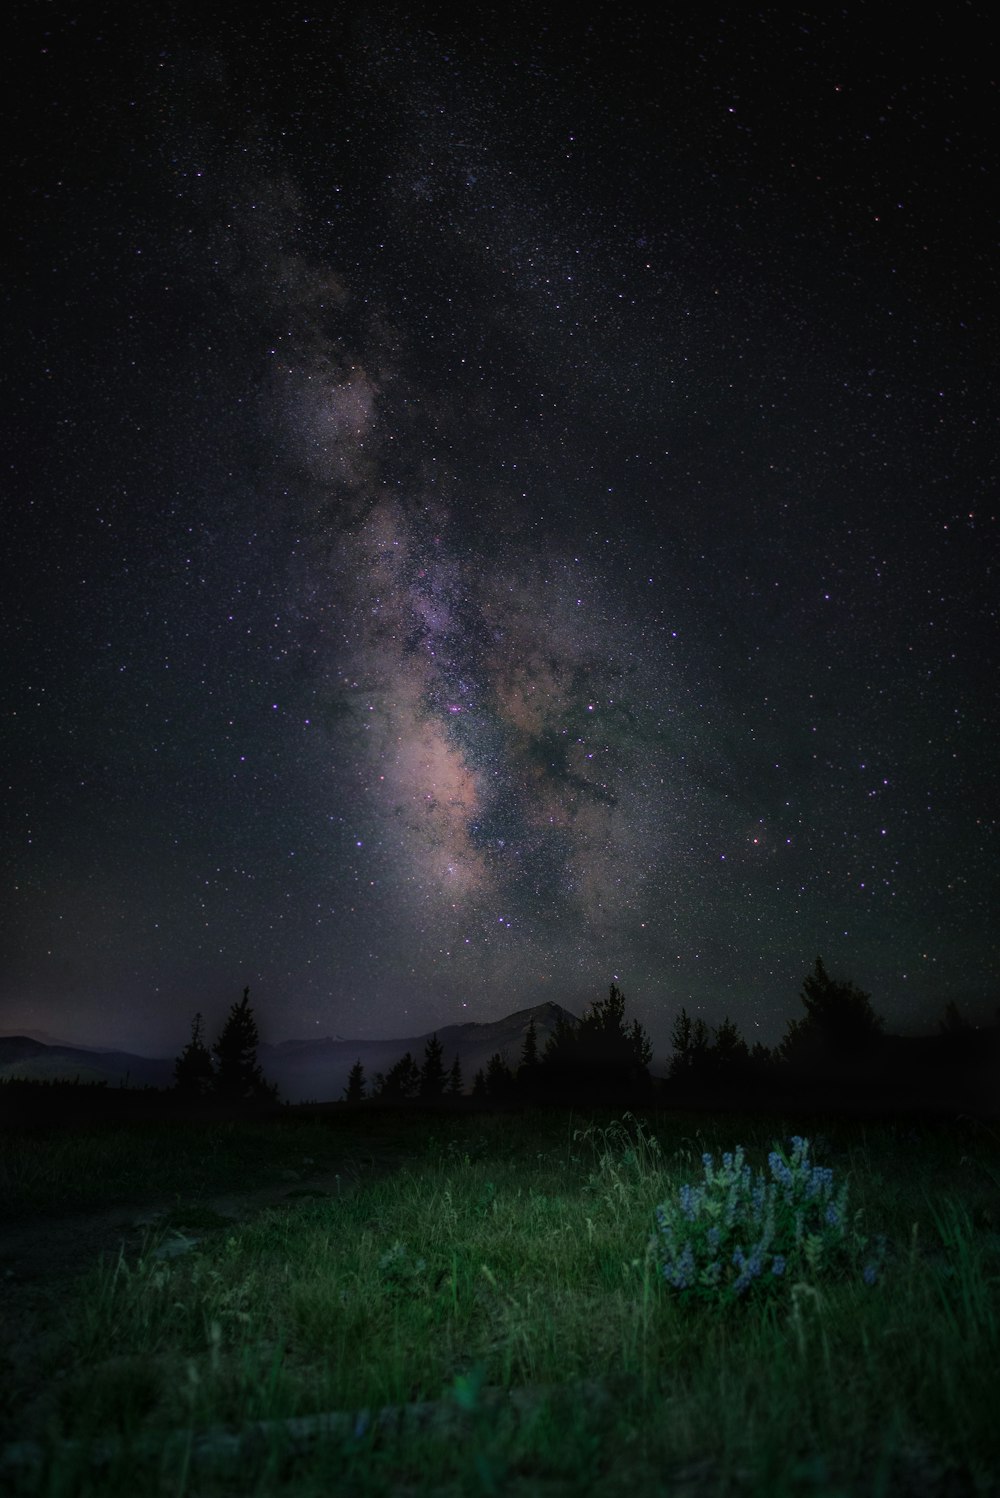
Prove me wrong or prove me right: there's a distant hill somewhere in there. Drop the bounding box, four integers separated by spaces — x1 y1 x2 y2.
0 1035 175 1090
259 1000 581 1103
0 1001 581 1105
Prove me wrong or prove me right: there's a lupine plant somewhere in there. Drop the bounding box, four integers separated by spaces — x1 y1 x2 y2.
652 1135 886 1304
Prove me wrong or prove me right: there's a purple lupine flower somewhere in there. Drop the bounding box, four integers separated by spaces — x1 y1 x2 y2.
863 1263 878 1286
772 1255 786 1276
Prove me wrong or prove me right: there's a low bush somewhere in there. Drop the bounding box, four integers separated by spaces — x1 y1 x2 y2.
652 1134 887 1304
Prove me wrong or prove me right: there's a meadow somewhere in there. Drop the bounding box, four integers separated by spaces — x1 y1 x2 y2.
1 1100 999 1496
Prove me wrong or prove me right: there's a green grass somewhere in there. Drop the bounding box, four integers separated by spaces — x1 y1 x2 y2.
3 1106 1000 1495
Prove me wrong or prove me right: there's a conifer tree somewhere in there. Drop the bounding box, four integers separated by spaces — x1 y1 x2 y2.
938 999 972 1037
446 1053 464 1097
541 984 652 1100
779 958 884 1070
174 1012 215 1097
419 1032 447 1099
710 1016 750 1075
485 1050 515 1100
212 988 278 1104
667 1007 712 1081
472 1067 487 1099
372 1051 420 1100
520 1017 538 1070
343 1059 366 1103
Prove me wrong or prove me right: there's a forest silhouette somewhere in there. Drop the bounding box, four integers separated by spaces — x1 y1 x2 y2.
3 961 997 1124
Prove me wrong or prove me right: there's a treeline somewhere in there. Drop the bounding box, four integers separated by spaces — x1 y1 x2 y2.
347 984 652 1107
333 959 999 1115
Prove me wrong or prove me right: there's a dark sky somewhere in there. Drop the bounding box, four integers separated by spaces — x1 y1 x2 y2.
4 3 997 1061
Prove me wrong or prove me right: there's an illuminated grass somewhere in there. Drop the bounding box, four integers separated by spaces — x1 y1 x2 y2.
3 1108 1000 1495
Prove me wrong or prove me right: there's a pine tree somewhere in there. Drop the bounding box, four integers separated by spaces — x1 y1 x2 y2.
372 1051 420 1101
220 989 273 1101
472 1067 487 1099
419 1033 447 1099
520 1017 538 1070
710 1016 750 1074
343 1059 366 1103
538 985 652 1101
446 1053 464 1097
579 984 652 1098
938 999 972 1037
212 987 278 1104
667 1007 712 1081
174 1012 215 1097
485 1051 515 1100
779 958 884 1070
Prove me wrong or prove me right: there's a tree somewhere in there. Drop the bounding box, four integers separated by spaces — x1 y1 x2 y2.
779 958 884 1071
343 1059 366 1104
485 1050 516 1101
174 1012 215 1098
516 1017 540 1096
372 1051 420 1101
667 1007 712 1082
472 1067 487 1100
419 1033 447 1100
710 1016 750 1076
446 1053 464 1097
540 984 652 1101
212 988 278 1104
938 999 972 1037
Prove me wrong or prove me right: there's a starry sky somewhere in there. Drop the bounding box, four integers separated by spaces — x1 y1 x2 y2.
4 4 997 1061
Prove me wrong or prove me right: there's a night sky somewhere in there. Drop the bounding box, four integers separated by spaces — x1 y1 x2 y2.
4 4 997 1062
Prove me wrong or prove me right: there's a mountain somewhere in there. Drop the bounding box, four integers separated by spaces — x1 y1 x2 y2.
0 1035 174 1090
260 1001 580 1103
0 1001 580 1105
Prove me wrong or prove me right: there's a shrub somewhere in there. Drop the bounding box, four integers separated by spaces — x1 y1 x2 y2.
651 1135 886 1305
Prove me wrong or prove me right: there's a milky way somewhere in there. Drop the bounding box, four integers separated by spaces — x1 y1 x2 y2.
3 6 997 1057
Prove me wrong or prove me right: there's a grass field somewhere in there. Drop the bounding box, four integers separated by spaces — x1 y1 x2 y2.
2 1102 999 1495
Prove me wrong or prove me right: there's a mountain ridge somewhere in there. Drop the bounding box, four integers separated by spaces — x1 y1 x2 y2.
0 1001 582 1104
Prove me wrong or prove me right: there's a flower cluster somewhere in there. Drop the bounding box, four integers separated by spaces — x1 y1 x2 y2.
652 1136 885 1305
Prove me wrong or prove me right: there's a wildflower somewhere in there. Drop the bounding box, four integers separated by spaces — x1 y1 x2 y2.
653 1134 883 1308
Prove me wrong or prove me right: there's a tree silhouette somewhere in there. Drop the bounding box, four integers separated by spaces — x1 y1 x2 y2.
343 1059 366 1103
779 958 884 1071
938 999 972 1037
174 1012 215 1097
709 1015 750 1077
540 984 652 1101
446 1053 464 1097
667 1007 712 1082
472 1067 487 1100
517 1017 540 1097
419 1033 447 1099
212 988 278 1104
372 1051 420 1101
485 1051 516 1101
